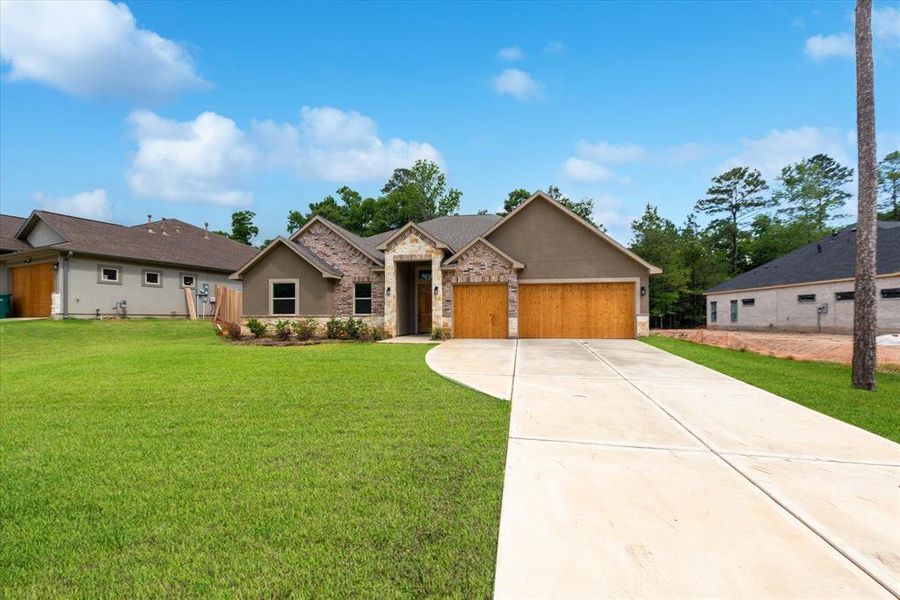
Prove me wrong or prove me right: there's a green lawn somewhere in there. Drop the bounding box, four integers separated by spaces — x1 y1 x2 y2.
643 335 900 443
0 320 510 598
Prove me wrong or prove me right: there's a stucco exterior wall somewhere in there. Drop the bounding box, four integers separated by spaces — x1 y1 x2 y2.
706 275 900 333
26 220 66 247
297 222 384 320
241 243 333 317
64 255 239 318
486 198 651 314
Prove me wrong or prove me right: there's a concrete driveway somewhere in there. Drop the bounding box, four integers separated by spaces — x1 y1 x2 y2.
426 338 900 599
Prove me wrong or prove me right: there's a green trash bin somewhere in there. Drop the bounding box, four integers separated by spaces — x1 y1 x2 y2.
0 294 10 319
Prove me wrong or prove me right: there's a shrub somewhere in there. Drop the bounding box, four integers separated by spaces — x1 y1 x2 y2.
345 317 363 340
274 319 292 341
371 326 385 342
356 322 372 341
227 322 242 340
326 317 345 340
431 326 447 341
292 317 319 340
246 318 267 338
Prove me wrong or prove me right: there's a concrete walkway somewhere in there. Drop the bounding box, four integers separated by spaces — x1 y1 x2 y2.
425 339 900 599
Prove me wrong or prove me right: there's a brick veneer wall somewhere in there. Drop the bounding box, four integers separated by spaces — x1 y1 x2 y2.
297 222 384 320
445 240 519 337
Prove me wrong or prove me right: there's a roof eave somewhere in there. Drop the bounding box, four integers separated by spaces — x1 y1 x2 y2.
230 237 341 279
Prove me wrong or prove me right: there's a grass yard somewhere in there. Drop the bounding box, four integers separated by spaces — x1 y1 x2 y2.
643 335 900 443
0 320 510 598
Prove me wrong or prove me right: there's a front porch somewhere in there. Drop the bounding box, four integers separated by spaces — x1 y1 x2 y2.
382 225 447 338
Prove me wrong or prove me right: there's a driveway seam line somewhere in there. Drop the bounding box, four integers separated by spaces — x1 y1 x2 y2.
718 452 900 468
509 338 519 402
579 340 899 598
508 435 709 454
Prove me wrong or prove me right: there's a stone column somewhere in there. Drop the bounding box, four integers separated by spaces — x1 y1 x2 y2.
383 253 396 337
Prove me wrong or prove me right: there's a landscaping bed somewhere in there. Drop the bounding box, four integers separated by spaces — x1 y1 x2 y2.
0 319 509 597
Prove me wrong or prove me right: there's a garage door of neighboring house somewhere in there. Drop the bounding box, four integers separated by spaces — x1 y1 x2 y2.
519 282 635 339
11 262 55 318
453 283 509 339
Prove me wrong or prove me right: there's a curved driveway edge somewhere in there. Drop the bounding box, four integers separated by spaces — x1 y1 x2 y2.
426 338 900 598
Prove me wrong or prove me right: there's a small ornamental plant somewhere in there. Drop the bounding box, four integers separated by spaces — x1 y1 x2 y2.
246 318 267 338
292 317 319 340
227 322 242 340
371 326 385 342
430 326 447 341
325 317 345 340
345 317 363 340
274 320 292 341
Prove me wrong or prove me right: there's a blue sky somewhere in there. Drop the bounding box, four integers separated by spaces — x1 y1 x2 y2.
1 1 899 243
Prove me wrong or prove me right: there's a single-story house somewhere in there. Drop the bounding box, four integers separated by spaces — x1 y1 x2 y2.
0 211 257 318
231 191 661 339
705 221 900 334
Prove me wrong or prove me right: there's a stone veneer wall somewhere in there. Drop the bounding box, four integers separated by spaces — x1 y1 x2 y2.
444 240 519 338
383 227 445 337
297 222 384 322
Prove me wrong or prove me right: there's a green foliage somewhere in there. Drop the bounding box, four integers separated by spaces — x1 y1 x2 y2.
287 160 461 236
0 319 508 596
344 317 364 340
371 326 385 342
430 326 447 341
695 167 771 275
746 214 824 269
246 318 267 338
499 188 531 215
774 154 853 229
878 150 900 219
325 317 346 339
273 319 292 341
291 317 319 340
228 210 259 245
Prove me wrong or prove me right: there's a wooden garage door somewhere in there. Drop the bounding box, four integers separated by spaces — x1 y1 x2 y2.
11 262 55 318
453 284 508 338
519 282 635 339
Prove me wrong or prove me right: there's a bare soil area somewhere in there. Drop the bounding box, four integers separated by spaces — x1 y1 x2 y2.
652 329 900 373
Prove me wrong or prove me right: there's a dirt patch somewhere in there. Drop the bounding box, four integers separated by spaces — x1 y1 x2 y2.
653 329 900 374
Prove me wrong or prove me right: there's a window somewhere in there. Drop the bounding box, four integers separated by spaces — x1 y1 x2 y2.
418 270 432 282
710 301 717 323
98 265 121 285
180 273 197 289
354 282 372 314
881 287 900 299
730 299 738 322
142 269 162 287
835 291 854 301
270 280 298 315
797 294 816 303
741 298 755 306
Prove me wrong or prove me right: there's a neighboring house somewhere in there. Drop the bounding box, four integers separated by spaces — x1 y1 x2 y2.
705 221 900 334
231 191 661 339
0 211 257 318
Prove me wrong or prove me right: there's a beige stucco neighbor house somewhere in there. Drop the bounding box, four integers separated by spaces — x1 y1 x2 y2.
0 211 257 319
705 221 900 334
232 191 661 339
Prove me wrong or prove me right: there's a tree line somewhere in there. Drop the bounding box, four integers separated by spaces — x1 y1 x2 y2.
630 150 899 329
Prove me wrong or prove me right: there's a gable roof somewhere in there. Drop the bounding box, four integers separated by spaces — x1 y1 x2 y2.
291 215 386 265
417 214 501 251
480 191 663 274
706 221 900 294
375 221 451 251
231 237 342 279
443 236 525 269
3 210 258 272
0 214 29 252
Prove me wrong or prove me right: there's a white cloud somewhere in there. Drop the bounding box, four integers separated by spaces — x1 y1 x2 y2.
561 158 617 183
544 40 565 54
492 68 541 100
576 141 649 164
660 142 711 164
724 126 850 179
804 7 900 61
126 110 257 206
32 188 112 220
804 33 854 60
0 0 207 100
497 46 524 61
252 106 442 182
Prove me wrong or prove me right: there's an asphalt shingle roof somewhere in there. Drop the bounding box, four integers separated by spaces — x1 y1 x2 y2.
0 214 29 252
706 221 900 293
6 211 258 272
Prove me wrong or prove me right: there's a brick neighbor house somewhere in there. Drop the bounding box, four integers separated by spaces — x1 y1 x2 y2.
231 191 661 339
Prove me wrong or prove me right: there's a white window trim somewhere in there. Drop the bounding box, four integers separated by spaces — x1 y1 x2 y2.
269 278 299 316
353 281 373 315
142 269 163 288
98 264 122 285
179 273 197 289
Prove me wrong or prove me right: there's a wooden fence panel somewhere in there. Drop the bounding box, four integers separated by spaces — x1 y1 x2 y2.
214 286 243 327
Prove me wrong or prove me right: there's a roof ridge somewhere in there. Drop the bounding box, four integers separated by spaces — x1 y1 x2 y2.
35 210 126 228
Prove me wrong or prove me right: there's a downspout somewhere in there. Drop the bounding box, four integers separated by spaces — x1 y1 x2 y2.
63 251 73 319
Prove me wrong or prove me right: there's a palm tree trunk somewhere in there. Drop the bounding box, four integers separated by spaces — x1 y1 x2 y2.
852 0 878 390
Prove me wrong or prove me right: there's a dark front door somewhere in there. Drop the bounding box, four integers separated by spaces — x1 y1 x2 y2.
417 284 432 333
